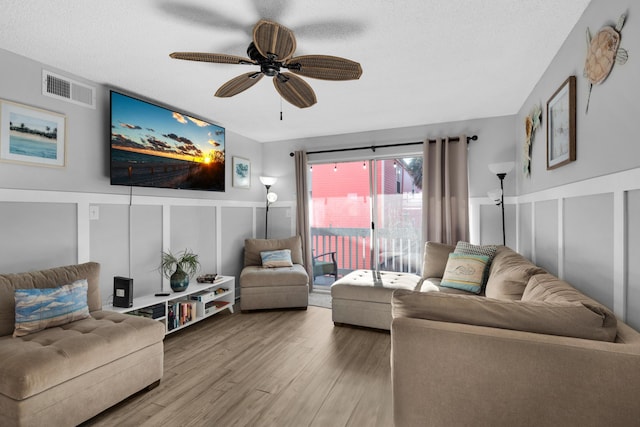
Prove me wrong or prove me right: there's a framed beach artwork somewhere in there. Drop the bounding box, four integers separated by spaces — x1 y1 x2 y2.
232 156 250 188
0 100 66 167
546 76 576 170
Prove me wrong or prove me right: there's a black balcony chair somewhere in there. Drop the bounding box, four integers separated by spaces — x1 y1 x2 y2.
312 251 338 280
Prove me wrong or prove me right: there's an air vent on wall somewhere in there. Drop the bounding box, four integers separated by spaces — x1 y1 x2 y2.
42 70 96 109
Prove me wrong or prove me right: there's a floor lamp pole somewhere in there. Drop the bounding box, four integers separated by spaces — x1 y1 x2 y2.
264 185 271 239
259 176 278 240
488 162 513 247
498 173 506 246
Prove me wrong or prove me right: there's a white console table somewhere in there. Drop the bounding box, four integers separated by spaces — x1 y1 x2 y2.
103 275 235 334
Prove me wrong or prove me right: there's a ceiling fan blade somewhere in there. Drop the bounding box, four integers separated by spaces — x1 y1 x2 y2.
215 72 264 98
170 52 255 65
252 19 297 61
250 0 290 22
287 55 362 80
293 20 366 39
157 2 246 33
273 72 316 108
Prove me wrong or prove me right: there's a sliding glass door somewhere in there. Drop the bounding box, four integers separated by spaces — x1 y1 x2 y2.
309 157 422 287
373 158 423 273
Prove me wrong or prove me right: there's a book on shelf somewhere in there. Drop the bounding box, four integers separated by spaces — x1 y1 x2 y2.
194 299 230 317
128 303 165 319
167 299 198 330
139 304 165 318
189 287 230 303
168 305 175 330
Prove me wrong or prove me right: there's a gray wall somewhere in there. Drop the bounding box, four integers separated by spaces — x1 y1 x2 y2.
514 0 640 327
479 204 516 247
627 190 640 328
0 47 288 302
516 0 640 194
533 200 558 276
0 202 77 272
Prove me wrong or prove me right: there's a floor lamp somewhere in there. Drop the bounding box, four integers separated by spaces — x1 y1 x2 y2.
259 176 278 239
488 162 514 246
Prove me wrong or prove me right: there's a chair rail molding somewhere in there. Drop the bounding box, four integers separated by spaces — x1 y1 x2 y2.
0 187 295 271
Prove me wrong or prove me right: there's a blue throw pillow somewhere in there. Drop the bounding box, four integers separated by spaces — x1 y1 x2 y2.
260 249 293 268
14 279 90 337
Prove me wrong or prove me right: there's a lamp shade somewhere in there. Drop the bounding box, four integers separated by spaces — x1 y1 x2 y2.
487 189 502 203
259 176 278 186
266 192 278 203
488 161 515 175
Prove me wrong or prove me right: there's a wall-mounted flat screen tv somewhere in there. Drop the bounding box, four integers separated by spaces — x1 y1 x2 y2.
110 90 225 191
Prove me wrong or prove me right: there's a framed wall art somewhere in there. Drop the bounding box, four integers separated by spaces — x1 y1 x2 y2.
0 100 66 167
546 76 576 170
232 156 251 188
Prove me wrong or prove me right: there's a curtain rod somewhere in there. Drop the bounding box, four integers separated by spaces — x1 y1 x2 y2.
288 135 478 157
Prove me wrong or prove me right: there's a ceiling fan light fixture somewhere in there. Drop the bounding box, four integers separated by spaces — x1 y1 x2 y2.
262 63 279 77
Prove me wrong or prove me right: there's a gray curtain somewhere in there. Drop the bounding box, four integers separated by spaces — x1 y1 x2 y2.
294 151 314 288
421 136 469 245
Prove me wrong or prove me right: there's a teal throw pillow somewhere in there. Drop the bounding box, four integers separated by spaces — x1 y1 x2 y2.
454 241 497 286
14 279 90 337
440 253 490 294
260 249 293 268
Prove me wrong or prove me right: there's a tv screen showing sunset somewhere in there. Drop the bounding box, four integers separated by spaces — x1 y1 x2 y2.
110 91 225 191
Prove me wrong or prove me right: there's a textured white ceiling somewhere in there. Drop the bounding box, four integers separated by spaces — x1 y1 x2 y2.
0 0 591 143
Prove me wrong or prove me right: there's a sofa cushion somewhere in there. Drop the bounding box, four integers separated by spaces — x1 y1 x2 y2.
14 279 90 337
331 270 421 304
244 236 303 267
421 242 455 279
392 289 617 342
440 253 489 294
419 278 480 295
260 249 294 268
0 262 101 337
0 310 165 400
522 273 617 338
485 247 546 300
240 264 308 287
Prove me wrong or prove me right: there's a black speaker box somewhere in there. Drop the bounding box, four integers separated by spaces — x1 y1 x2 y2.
113 276 133 308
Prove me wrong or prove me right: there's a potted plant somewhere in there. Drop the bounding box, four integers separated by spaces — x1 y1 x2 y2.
161 249 200 292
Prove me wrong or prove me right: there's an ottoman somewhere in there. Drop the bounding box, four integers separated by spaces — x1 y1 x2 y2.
330 269 422 330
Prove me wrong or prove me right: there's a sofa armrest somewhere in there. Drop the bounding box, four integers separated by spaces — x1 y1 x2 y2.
391 317 640 427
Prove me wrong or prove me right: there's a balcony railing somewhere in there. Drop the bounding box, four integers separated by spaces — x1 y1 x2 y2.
311 227 422 278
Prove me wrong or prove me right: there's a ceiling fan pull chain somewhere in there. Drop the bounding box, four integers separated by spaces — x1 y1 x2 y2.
280 97 283 121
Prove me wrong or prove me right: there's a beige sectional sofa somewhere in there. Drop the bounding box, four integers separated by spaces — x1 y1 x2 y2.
0 262 165 426
391 243 640 427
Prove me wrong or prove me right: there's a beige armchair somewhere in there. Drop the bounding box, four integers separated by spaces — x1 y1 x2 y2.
240 236 309 311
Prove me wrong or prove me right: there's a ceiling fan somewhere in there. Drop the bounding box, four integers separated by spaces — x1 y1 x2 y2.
169 19 363 108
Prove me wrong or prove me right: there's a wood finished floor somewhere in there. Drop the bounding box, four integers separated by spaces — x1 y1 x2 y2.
82 306 392 427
